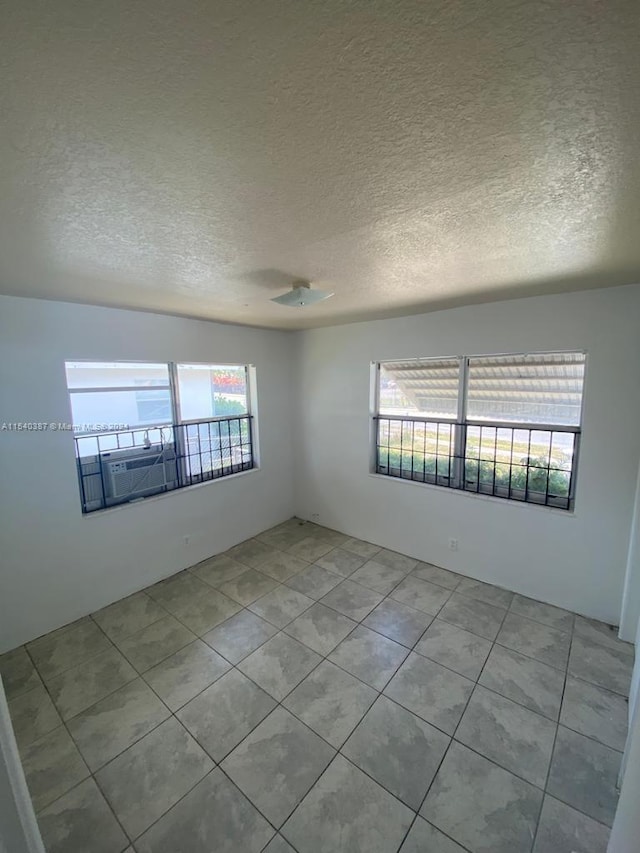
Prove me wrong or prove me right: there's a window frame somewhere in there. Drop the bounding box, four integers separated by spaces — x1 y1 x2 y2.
65 360 257 514
372 350 586 511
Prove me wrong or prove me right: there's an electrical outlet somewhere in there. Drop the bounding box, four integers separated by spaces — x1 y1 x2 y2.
448 538 458 551
311 513 320 521
183 535 191 546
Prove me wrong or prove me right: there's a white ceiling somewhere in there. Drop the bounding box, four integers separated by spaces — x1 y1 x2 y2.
1 0 639 330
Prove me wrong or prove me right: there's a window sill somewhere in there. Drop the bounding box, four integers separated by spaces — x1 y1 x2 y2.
81 465 261 518
368 472 577 517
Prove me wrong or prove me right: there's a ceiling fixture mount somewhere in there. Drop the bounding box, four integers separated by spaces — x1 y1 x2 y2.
271 280 334 308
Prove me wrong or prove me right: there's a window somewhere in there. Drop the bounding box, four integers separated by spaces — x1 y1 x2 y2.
374 351 586 510
66 361 255 513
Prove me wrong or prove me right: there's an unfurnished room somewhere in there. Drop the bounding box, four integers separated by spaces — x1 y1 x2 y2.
1 2 640 852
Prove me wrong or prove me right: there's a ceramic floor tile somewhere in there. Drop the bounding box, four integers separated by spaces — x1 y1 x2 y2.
509 594 575 632
343 695 450 809
315 548 367 577
399 817 468 853
349 559 408 595
161 585 242 634
480 644 565 719
142 639 230 711
0 646 41 700
312 527 349 548
257 522 311 551
145 571 204 607
456 685 557 787
227 538 281 569
573 615 634 657
248 585 314 628
135 768 275 853
384 652 474 734
91 592 166 643
14 526 626 853
7 683 62 749
415 618 492 680
263 835 297 853
96 717 213 839
67 677 170 771
456 577 515 609
328 625 408 690
286 564 344 599
218 568 279 606
281 754 414 853
47 647 137 721
221 707 335 827
421 741 543 853
37 777 129 853
569 634 633 696
412 562 461 590
320 579 383 621
390 575 452 615
202 609 277 664
257 551 309 582
177 668 276 762
560 675 628 751
28 620 113 682
21 725 90 812
362 598 433 647
341 537 381 559
238 632 321 700
496 612 571 670
115 615 196 672
438 593 506 640
283 660 377 748
372 548 418 573
533 794 611 853
287 535 337 562
284 602 357 656
547 726 621 826
190 554 249 587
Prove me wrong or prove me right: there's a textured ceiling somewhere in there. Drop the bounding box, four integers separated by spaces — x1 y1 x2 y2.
1 0 639 329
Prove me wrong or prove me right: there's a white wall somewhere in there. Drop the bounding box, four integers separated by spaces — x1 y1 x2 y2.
294 284 640 623
0 296 295 652
620 464 640 643
0 679 44 853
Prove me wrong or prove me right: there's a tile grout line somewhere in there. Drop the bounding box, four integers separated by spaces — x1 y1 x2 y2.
23 640 134 849
530 619 574 851
21 540 396 847
21 569 624 781
192 572 476 845
111 556 439 843
8 524 632 852
22 565 623 827
397 594 514 848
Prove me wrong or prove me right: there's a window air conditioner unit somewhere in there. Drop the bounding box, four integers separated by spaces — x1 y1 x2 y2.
100 444 179 505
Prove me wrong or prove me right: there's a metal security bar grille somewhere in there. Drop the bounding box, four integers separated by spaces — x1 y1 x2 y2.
375 417 577 509
376 418 457 486
374 351 585 511
74 416 254 513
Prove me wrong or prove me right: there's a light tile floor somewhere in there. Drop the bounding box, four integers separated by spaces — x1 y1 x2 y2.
1 518 634 853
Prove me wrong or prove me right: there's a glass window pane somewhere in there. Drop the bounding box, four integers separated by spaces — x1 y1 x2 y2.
65 362 169 389
69 389 172 431
466 352 585 426
379 358 460 418
177 364 248 421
